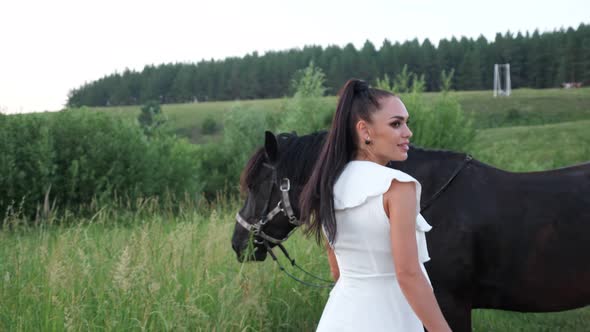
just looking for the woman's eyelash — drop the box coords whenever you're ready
[391,120,410,128]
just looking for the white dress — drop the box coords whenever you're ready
[316,160,433,332]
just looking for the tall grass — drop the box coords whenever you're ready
[2,196,588,331]
[0,196,329,331]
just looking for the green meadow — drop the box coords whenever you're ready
[90,87,590,142]
[1,87,589,331]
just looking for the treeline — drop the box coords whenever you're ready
[67,24,590,107]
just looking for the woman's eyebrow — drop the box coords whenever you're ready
[389,115,407,120]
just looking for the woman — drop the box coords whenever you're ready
[299,79,451,332]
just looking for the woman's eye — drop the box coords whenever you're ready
[390,122,401,128]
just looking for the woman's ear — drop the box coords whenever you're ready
[356,120,370,141]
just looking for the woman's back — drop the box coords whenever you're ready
[316,160,432,332]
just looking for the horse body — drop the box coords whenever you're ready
[390,152,590,329]
[232,131,590,331]
[483,166,590,312]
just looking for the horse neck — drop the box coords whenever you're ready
[389,148,468,201]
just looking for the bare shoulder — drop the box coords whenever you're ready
[383,180,417,218]
[384,179,416,201]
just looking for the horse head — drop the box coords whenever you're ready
[231,131,325,262]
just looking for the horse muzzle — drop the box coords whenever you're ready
[232,241,268,262]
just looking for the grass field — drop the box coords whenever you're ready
[472,119,590,171]
[2,203,589,331]
[88,87,590,143]
[2,88,589,331]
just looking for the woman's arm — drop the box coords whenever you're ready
[326,243,340,281]
[384,180,451,332]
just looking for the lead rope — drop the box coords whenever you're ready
[264,241,335,289]
[276,243,335,283]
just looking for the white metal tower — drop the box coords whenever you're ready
[493,63,511,97]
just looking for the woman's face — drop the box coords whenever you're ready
[357,96,413,165]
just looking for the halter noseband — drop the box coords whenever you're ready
[236,163,302,245]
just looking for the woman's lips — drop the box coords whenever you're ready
[398,143,409,151]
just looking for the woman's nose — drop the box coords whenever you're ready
[405,125,413,138]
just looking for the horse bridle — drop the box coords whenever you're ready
[235,162,335,288]
[235,162,302,245]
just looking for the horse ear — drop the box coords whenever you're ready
[264,131,279,163]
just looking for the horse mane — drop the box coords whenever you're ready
[408,145,469,161]
[239,131,327,194]
[276,131,327,186]
[239,147,267,194]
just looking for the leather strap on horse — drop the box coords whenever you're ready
[420,154,472,213]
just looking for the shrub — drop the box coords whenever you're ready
[190,103,271,197]
[0,114,54,217]
[408,94,476,151]
[138,100,167,135]
[201,116,219,135]
[279,62,333,135]
[1,110,200,220]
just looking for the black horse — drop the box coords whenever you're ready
[231,131,590,331]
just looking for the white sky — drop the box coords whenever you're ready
[1,0,588,114]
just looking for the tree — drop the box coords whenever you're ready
[359,40,379,81]
[457,49,482,90]
[138,100,166,136]
[279,62,331,135]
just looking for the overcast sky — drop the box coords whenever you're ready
[1,0,588,114]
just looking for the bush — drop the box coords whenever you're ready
[201,116,219,135]
[1,110,200,220]
[407,93,476,151]
[138,100,167,135]
[376,65,420,94]
[0,114,54,217]
[190,104,272,197]
[278,62,333,135]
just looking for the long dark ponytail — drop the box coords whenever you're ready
[299,79,395,245]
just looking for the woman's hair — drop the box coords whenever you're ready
[299,79,395,245]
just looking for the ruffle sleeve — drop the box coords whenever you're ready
[333,161,432,262]
[334,161,424,217]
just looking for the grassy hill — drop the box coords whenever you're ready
[86,87,590,143]
[472,119,590,171]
